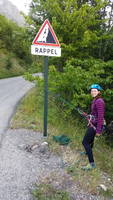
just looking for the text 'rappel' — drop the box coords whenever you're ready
[31,45,61,57]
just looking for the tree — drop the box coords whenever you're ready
[28,0,113,122]
[29,0,111,62]
[0,15,32,64]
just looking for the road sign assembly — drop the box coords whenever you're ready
[31,19,61,137]
[31,19,61,57]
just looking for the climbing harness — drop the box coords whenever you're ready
[75,107,96,130]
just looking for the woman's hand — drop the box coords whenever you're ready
[96,133,101,137]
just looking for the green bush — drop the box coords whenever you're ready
[48,58,113,122]
[24,72,35,81]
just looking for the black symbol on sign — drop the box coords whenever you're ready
[38,26,56,44]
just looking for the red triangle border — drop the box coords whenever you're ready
[32,19,60,47]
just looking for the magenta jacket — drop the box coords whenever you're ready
[91,97,105,134]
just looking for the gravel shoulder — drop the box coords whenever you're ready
[0,129,62,200]
[0,128,107,200]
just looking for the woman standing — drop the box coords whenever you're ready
[81,84,105,170]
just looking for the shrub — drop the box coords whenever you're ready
[48,58,113,122]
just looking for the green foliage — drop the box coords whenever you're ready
[24,72,35,81]
[27,60,43,73]
[99,188,113,199]
[23,72,43,83]
[0,15,32,64]
[0,14,43,78]
[32,184,70,200]
[0,50,25,78]
[48,58,113,122]
[23,56,113,122]
[27,0,113,122]
[29,0,111,63]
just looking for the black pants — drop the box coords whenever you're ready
[82,127,96,163]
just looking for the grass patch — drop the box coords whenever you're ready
[32,184,70,200]
[67,164,101,194]
[99,188,113,199]
[11,88,43,131]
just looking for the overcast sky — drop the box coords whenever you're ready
[9,0,32,14]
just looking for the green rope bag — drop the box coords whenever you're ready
[53,135,70,145]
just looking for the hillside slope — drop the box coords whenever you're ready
[0,0,25,26]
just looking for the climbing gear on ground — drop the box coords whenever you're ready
[89,84,103,91]
[53,134,70,145]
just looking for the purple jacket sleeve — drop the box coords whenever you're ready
[95,99,105,134]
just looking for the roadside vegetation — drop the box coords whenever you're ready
[0,15,42,78]
[11,77,113,199]
[32,184,70,200]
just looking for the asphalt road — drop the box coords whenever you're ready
[0,76,34,145]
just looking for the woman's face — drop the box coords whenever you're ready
[91,89,100,98]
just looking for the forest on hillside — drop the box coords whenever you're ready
[0,14,39,78]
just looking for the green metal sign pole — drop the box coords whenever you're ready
[43,56,49,137]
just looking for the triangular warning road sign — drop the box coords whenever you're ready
[32,19,60,47]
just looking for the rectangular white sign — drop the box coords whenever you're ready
[31,45,61,57]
